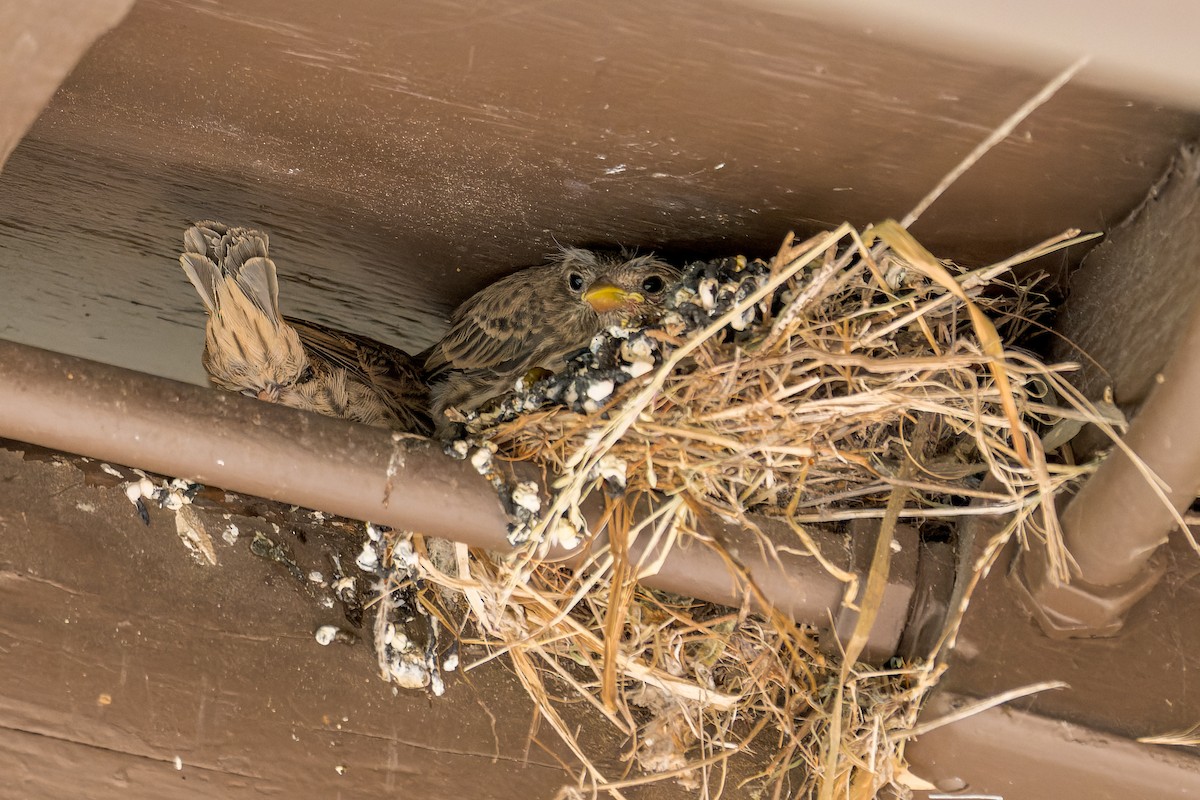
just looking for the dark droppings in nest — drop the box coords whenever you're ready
[452,255,770,428]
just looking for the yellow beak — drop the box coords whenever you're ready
[583,280,644,313]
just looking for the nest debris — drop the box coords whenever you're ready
[390,221,1111,798]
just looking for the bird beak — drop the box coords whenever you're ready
[251,384,279,402]
[583,280,644,313]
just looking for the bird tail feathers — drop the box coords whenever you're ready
[179,221,307,393]
[180,221,281,322]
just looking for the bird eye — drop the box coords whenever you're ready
[641,275,665,294]
[297,366,315,384]
[567,272,585,292]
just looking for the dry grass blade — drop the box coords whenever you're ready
[901,57,1089,229]
[867,220,1032,469]
[896,681,1069,740]
[1139,723,1200,747]
[819,416,932,800]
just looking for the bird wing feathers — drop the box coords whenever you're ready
[179,220,432,436]
[424,266,554,378]
[287,316,433,433]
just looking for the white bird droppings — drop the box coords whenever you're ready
[314,625,339,646]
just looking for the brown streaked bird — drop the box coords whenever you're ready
[179,221,433,436]
[422,247,680,425]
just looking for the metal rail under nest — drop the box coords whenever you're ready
[0,337,955,660]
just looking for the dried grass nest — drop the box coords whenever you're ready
[392,221,1112,798]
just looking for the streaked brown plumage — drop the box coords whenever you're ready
[423,247,679,425]
[179,221,433,436]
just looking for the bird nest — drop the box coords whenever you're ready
[409,221,1109,798]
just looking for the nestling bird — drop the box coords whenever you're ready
[422,247,680,425]
[179,221,433,436]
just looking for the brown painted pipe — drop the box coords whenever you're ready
[0,339,512,548]
[1061,300,1200,587]
[0,338,923,656]
[1014,300,1200,638]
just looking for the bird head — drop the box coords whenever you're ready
[557,248,679,320]
[241,365,314,402]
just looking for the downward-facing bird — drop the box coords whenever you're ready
[179,221,433,436]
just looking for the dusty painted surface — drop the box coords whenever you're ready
[3,1,1200,796]
[909,690,1200,798]
[915,528,1200,743]
[0,0,134,170]
[756,0,1200,108]
[0,137,447,385]
[1056,147,1200,410]
[2,0,1198,386]
[36,0,1198,268]
[0,443,665,798]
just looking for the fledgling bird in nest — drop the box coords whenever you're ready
[179,221,433,436]
[422,248,680,428]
